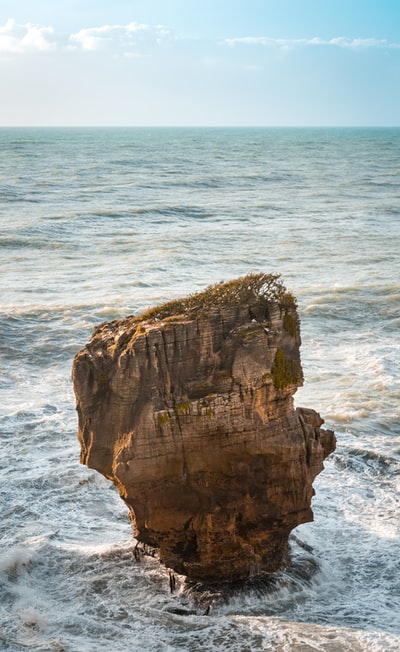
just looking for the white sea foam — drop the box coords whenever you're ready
[0,547,36,573]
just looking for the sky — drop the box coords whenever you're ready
[1,0,399,126]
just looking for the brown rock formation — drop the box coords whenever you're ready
[72,274,335,583]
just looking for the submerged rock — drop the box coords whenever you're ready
[72,274,335,583]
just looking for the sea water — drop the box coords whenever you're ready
[0,127,399,651]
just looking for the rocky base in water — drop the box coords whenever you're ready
[72,274,335,583]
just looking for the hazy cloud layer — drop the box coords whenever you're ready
[1,18,398,57]
[223,36,400,50]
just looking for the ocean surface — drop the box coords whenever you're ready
[0,126,399,651]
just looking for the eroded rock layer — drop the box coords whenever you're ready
[72,275,335,583]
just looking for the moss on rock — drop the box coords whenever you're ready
[272,348,302,390]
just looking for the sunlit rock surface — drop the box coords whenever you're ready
[72,274,335,583]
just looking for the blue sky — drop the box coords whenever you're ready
[1,0,399,126]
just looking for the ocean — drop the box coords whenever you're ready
[0,126,399,651]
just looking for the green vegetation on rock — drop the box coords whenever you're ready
[157,411,170,426]
[174,401,191,415]
[283,313,296,338]
[272,348,302,390]
[134,273,296,323]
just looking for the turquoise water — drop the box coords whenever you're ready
[0,127,399,651]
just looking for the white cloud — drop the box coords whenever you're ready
[0,18,171,57]
[69,22,169,53]
[69,25,114,52]
[0,18,55,54]
[1,17,398,60]
[223,35,400,50]
[126,22,150,34]
[224,36,308,48]
[327,37,399,49]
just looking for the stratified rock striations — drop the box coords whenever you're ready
[72,274,335,583]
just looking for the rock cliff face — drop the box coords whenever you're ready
[72,274,335,583]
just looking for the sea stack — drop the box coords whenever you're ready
[72,274,335,583]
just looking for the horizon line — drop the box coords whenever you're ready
[1,124,399,129]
